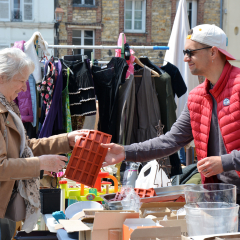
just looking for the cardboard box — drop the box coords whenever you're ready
[203,233,240,240]
[123,218,182,240]
[156,218,188,237]
[140,202,185,218]
[91,212,139,240]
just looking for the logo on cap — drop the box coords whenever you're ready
[223,98,230,106]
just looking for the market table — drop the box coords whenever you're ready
[188,232,240,240]
[40,214,58,233]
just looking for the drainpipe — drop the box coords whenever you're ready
[220,0,223,29]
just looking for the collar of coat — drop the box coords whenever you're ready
[203,61,233,99]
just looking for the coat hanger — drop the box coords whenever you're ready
[134,57,160,77]
[63,54,82,61]
[139,56,165,74]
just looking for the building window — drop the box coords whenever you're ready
[72,0,95,6]
[124,0,146,33]
[0,0,10,21]
[72,30,94,59]
[176,0,197,29]
[0,0,33,22]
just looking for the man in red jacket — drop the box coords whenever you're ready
[102,24,240,189]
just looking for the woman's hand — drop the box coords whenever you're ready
[101,143,125,167]
[67,130,88,148]
[39,155,68,172]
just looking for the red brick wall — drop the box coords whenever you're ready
[65,0,102,57]
[197,0,206,25]
[67,0,73,55]
[119,0,152,45]
[95,0,102,59]
[170,0,206,29]
[119,0,124,33]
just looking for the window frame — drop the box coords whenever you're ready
[72,0,95,6]
[72,29,95,58]
[0,0,11,21]
[124,0,146,33]
[22,0,33,22]
[176,0,197,29]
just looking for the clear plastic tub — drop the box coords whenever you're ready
[184,183,236,204]
[185,202,239,236]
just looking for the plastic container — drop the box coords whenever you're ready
[40,189,61,214]
[14,231,57,240]
[65,201,103,219]
[184,183,236,204]
[185,202,239,236]
[65,130,112,187]
[134,188,156,198]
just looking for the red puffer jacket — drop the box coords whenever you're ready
[188,61,240,184]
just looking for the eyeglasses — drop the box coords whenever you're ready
[183,47,212,58]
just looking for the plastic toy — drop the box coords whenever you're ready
[59,171,118,204]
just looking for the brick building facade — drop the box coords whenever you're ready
[57,0,221,65]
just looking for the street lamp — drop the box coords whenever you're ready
[55,7,64,22]
[54,7,64,57]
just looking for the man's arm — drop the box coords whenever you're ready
[102,104,194,166]
[124,103,194,162]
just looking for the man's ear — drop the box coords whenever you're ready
[211,46,219,60]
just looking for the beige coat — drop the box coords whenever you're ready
[0,102,71,218]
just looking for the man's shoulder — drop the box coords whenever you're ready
[230,65,240,79]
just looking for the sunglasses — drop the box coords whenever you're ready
[183,47,212,58]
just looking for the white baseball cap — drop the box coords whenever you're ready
[187,24,236,60]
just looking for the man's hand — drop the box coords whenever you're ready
[197,156,223,177]
[101,143,125,167]
[67,130,88,147]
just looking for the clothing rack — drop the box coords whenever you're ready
[48,45,169,50]
[49,32,168,59]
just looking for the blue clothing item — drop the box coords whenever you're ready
[28,74,37,127]
[179,147,186,165]
[39,60,63,138]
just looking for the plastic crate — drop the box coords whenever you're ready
[134,188,157,198]
[14,231,57,240]
[65,130,112,187]
[40,189,61,214]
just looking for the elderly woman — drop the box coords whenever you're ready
[0,48,84,239]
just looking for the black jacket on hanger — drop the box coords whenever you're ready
[161,62,187,98]
[139,57,165,74]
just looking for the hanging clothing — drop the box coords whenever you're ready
[62,68,72,134]
[71,116,85,131]
[161,62,187,98]
[38,60,63,138]
[15,81,34,123]
[116,74,135,145]
[154,72,177,134]
[37,62,56,115]
[131,66,161,143]
[60,59,96,117]
[154,71,182,177]
[28,74,37,128]
[92,57,128,142]
[24,32,50,84]
[115,33,135,79]
[12,40,34,123]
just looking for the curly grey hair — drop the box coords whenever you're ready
[0,48,35,81]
